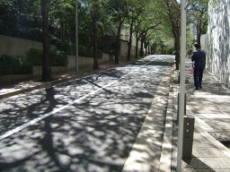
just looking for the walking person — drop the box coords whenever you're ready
[192,42,206,90]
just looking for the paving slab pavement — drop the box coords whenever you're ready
[171,58,230,172]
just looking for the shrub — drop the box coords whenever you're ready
[26,48,43,65]
[51,49,68,66]
[79,44,93,57]
[17,56,33,74]
[26,48,68,66]
[0,54,15,74]
[52,38,70,53]
[0,54,32,75]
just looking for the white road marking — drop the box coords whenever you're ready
[0,56,174,141]
[0,81,115,141]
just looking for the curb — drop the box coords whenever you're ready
[122,67,175,172]
[159,85,175,172]
[0,74,78,99]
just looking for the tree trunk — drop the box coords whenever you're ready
[197,34,201,45]
[174,34,180,70]
[93,16,98,70]
[152,42,156,54]
[197,27,201,46]
[135,36,139,59]
[114,21,122,64]
[196,17,202,46]
[140,36,144,57]
[41,0,51,81]
[172,21,180,70]
[127,37,132,61]
[127,19,134,61]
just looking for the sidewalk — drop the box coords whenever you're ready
[171,59,230,172]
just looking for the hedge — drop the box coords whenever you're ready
[0,54,32,75]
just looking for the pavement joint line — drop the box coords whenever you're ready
[190,94,230,98]
[188,113,230,119]
[186,108,215,132]
[186,107,230,159]
[0,57,168,141]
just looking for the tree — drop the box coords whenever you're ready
[79,0,108,69]
[126,0,144,60]
[90,0,101,69]
[187,0,208,45]
[41,0,51,81]
[0,0,42,40]
[92,1,99,69]
[129,0,161,58]
[107,0,129,64]
[49,0,76,53]
[156,0,181,70]
[150,29,174,54]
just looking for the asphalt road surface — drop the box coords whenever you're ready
[0,55,174,172]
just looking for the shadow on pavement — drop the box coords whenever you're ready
[183,155,216,172]
[0,63,170,172]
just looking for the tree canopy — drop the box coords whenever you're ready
[0,0,207,76]
[187,0,209,45]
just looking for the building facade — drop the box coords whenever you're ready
[205,0,230,87]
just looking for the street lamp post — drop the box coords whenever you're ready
[177,0,187,171]
[75,0,79,73]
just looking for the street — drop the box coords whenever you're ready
[0,55,174,172]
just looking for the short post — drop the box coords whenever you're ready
[182,116,195,161]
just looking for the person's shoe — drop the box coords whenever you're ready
[195,87,199,90]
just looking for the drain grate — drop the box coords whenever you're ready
[210,132,230,149]
[210,132,230,142]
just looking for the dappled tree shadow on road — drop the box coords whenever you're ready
[0,62,173,172]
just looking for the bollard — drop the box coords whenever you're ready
[182,116,195,161]
[177,92,187,122]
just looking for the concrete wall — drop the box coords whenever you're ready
[0,35,134,84]
[0,53,114,84]
[206,0,230,87]
[32,53,114,76]
[0,35,43,56]
[120,40,128,60]
[120,40,139,60]
[76,53,114,71]
[0,34,134,64]
[0,35,114,70]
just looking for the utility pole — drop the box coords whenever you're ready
[75,0,79,73]
[177,0,186,171]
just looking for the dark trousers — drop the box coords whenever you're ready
[193,67,204,88]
